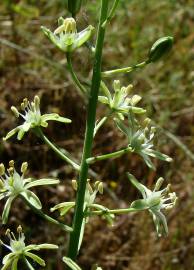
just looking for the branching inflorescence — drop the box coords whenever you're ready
[1,1,177,270]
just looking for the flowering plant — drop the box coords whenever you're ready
[1,1,177,269]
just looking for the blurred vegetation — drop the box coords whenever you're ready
[0,0,194,269]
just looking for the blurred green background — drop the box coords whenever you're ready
[0,0,194,269]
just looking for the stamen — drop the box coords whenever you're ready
[72,179,78,191]
[34,96,40,111]
[11,106,19,118]
[0,163,5,175]
[5,229,11,238]
[154,177,164,191]
[98,182,104,194]
[21,162,28,174]
[113,80,121,92]
[9,160,15,168]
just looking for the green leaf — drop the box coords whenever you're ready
[21,190,42,209]
[2,196,15,224]
[63,257,82,270]
[25,178,60,189]
[25,252,45,266]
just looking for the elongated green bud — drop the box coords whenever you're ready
[148,36,173,62]
[68,0,82,17]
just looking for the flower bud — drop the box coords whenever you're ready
[148,36,173,63]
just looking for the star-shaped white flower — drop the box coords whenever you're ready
[0,161,59,224]
[3,95,71,141]
[99,80,145,120]
[41,17,94,53]
[128,173,177,237]
[116,114,172,169]
[0,226,58,270]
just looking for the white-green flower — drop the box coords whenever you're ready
[51,179,103,216]
[0,161,59,224]
[41,17,94,52]
[98,80,146,120]
[128,173,177,237]
[51,180,113,250]
[0,226,58,270]
[3,95,71,141]
[116,113,172,169]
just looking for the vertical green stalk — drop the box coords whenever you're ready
[67,0,109,261]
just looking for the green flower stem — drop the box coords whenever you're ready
[102,0,120,27]
[36,128,98,178]
[37,128,80,171]
[87,146,132,164]
[20,195,72,232]
[101,60,148,77]
[67,0,109,261]
[66,53,88,95]
[91,207,137,215]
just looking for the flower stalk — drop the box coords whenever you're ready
[67,0,109,261]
